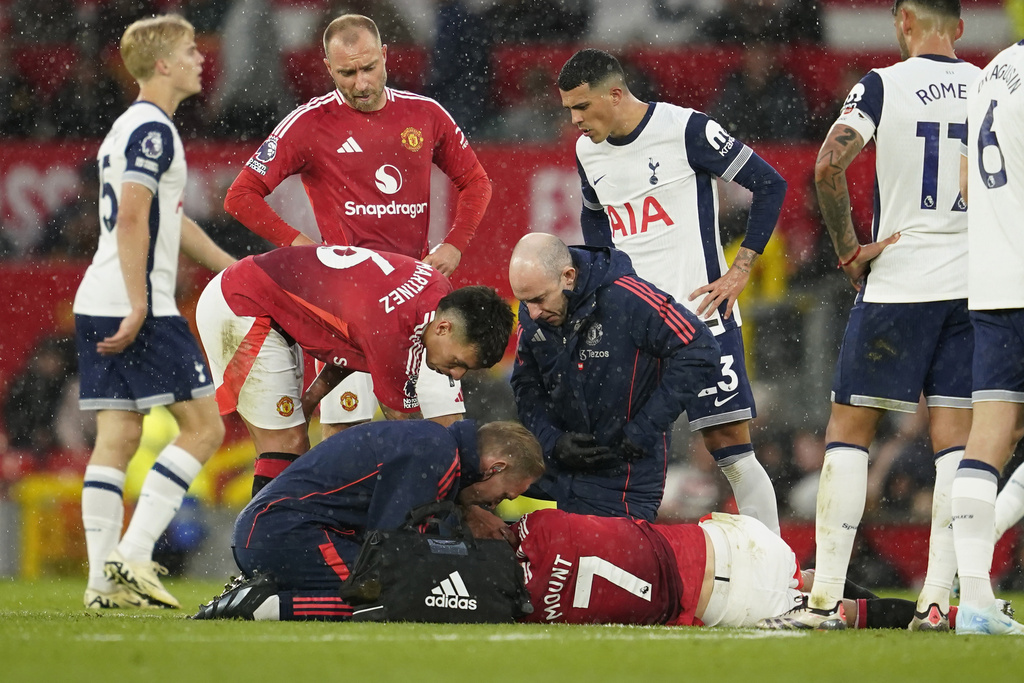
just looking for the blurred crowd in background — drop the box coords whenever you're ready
[0,0,876,145]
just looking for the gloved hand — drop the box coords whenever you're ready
[552,432,618,472]
[618,436,646,462]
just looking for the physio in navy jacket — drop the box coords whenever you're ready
[222,419,544,620]
[509,233,719,521]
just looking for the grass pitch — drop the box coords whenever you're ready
[2,578,1022,683]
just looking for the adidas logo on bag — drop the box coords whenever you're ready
[424,571,478,610]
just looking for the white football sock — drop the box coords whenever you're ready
[82,465,126,592]
[917,448,962,611]
[995,462,1024,541]
[119,445,203,563]
[808,444,868,610]
[719,450,781,535]
[952,463,999,609]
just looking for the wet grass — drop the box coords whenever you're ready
[1,578,1022,683]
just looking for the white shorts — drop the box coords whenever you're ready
[195,271,306,431]
[698,513,803,628]
[318,351,465,424]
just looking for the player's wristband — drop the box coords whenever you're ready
[837,245,862,268]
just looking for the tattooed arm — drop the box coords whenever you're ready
[814,124,899,290]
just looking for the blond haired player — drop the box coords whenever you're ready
[73,15,234,610]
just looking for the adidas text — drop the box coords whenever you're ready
[424,595,478,610]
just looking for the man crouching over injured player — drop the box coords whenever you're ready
[515,509,961,631]
[192,419,543,620]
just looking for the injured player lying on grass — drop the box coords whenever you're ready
[514,509,965,631]
[192,508,989,630]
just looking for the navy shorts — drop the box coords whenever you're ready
[832,298,973,412]
[75,314,215,412]
[685,326,756,430]
[971,309,1024,403]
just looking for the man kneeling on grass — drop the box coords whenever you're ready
[192,419,543,620]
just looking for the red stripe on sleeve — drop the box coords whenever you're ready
[621,277,698,337]
[437,452,461,499]
[620,276,697,337]
[613,277,695,343]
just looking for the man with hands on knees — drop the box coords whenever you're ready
[509,233,719,521]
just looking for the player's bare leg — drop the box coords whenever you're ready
[242,418,309,496]
[702,420,780,535]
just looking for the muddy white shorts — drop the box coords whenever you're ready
[196,271,306,430]
[698,513,803,627]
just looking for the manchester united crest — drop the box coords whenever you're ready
[340,391,359,412]
[276,396,295,417]
[401,127,424,152]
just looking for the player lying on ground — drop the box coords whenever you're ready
[514,508,963,630]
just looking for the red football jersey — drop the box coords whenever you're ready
[240,88,480,258]
[513,509,707,626]
[220,245,451,413]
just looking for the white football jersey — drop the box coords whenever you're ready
[575,102,749,335]
[965,41,1024,310]
[834,55,980,303]
[74,101,187,318]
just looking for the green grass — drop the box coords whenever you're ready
[2,578,1023,683]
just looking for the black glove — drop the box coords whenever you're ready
[552,432,618,472]
[618,436,645,463]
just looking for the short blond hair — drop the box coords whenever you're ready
[322,14,380,56]
[477,421,545,479]
[120,14,194,82]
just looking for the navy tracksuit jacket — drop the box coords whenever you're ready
[232,420,482,589]
[511,246,719,521]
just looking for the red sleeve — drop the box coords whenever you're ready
[430,102,490,253]
[223,170,302,248]
[444,161,491,252]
